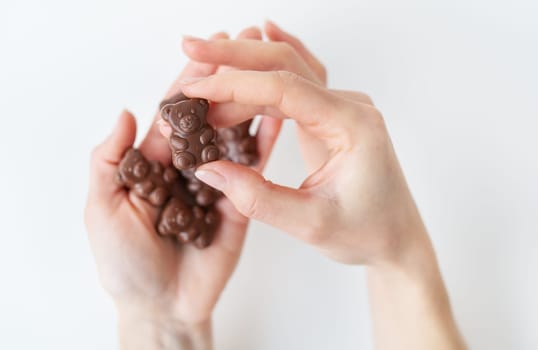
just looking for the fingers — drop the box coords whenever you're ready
[215,26,262,74]
[194,160,329,240]
[180,70,356,146]
[182,36,319,83]
[253,117,283,172]
[236,26,262,41]
[204,103,278,128]
[138,31,229,164]
[156,112,282,172]
[264,20,327,85]
[178,32,230,78]
[169,31,231,96]
[89,110,137,200]
[332,89,374,106]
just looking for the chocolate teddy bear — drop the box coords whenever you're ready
[160,92,223,206]
[160,93,220,170]
[217,119,259,166]
[113,92,263,250]
[158,197,219,249]
[116,148,219,248]
[116,148,179,206]
[181,169,222,207]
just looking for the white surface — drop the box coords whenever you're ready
[2,0,538,349]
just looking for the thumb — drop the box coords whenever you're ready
[89,110,137,199]
[94,109,137,164]
[195,160,328,241]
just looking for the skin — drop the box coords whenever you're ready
[86,21,467,349]
[85,27,282,350]
[182,72,466,349]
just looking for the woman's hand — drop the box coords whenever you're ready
[178,70,418,265]
[160,22,425,267]
[180,69,466,349]
[178,20,372,174]
[84,28,282,350]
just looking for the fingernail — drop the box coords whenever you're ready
[179,76,205,85]
[183,35,204,42]
[195,169,226,191]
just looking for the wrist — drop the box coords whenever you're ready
[367,219,445,293]
[117,304,212,350]
[366,226,467,350]
[369,196,434,271]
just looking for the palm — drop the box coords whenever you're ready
[88,186,248,323]
[86,27,280,324]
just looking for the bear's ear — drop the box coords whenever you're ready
[161,105,172,121]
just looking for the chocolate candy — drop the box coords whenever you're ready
[181,169,222,206]
[160,94,220,170]
[159,91,188,110]
[116,148,219,248]
[218,119,258,166]
[113,93,264,249]
[116,148,179,206]
[158,197,219,248]
[159,92,222,206]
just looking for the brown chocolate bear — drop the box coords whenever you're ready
[160,94,220,170]
[181,169,222,207]
[116,148,179,206]
[218,119,259,166]
[116,147,219,249]
[157,197,219,248]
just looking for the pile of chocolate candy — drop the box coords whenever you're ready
[116,92,258,248]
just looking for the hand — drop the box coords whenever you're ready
[177,69,419,265]
[179,70,466,350]
[179,20,367,174]
[161,23,416,266]
[84,28,282,349]
[174,23,466,349]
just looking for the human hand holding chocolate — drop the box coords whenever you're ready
[85,21,465,350]
[85,28,272,350]
[84,23,327,350]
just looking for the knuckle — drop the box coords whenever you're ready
[366,106,387,131]
[240,193,260,219]
[238,179,272,219]
[271,70,302,106]
[332,102,380,148]
[346,91,374,106]
[275,70,301,86]
[347,91,375,105]
[362,93,374,106]
[348,101,385,127]
[358,106,390,148]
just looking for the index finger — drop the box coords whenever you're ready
[180,70,355,143]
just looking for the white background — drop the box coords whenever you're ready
[2,0,538,349]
